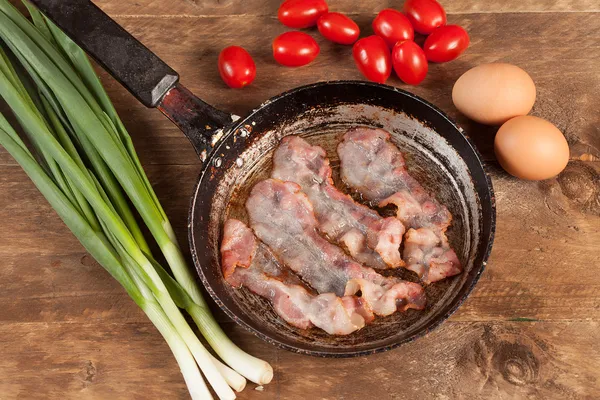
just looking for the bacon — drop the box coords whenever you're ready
[271,136,405,270]
[221,219,372,335]
[221,217,257,280]
[338,127,462,283]
[403,228,462,284]
[245,179,426,316]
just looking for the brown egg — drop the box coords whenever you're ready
[494,116,569,180]
[452,63,536,125]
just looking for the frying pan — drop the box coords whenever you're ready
[32,0,495,357]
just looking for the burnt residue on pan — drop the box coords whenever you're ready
[189,82,495,357]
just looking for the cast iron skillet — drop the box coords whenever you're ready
[33,0,495,357]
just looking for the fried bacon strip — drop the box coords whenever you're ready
[245,179,426,316]
[338,127,462,283]
[271,135,404,269]
[221,219,372,335]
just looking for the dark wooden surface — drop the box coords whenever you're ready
[1,0,599,399]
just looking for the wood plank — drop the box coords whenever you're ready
[2,163,599,323]
[2,250,599,325]
[0,320,598,399]
[94,0,600,17]
[2,13,598,166]
[110,12,597,163]
[0,165,198,255]
[0,320,277,399]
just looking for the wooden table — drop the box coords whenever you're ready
[1,0,599,398]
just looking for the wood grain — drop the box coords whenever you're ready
[2,12,599,166]
[95,0,600,17]
[2,164,599,323]
[1,321,598,399]
[1,0,600,399]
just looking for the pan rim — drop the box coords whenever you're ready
[188,80,496,357]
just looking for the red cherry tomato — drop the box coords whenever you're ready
[317,12,360,45]
[403,0,447,35]
[391,40,428,85]
[273,31,320,67]
[352,35,392,83]
[423,25,470,62]
[218,46,256,88]
[372,9,414,48]
[278,0,329,29]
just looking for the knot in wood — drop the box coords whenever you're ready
[492,342,540,386]
[557,163,597,203]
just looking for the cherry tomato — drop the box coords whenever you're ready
[352,35,392,83]
[403,0,447,35]
[391,40,428,85]
[218,46,256,88]
[278,0,329,29]
[317,12,360,45]
[423,25,470,62]
[273,31,320,67]
[372,9,414,48]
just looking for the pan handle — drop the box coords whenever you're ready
[29,0,233,157]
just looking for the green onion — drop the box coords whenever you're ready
[0,1,272,398]
[0,114,213,400]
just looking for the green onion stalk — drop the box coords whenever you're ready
[0,1,272,398]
